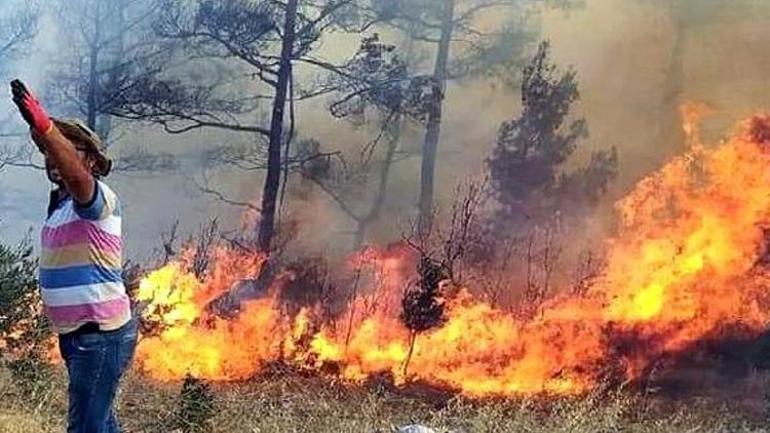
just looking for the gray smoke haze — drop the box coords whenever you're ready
[543,0,770,184]
[2,0,770,263]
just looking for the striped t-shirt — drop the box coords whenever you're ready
[40,181,131,334]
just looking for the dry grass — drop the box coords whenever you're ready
[0,362,768,433]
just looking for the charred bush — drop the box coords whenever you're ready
[400,257,448,334]
[400,257,448,376]
[191,219,219,279]
[750,115,770,146]
[279,256,343,320]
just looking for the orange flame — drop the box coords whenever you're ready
[134,111,770,396]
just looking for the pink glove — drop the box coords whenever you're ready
[10,79,53,135]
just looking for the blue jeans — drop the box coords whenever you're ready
[58,318,138,433]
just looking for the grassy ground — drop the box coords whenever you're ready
[1,362,768,433]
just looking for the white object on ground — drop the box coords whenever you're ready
[396,425,439,433]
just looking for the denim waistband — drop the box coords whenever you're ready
[71,322,101,335]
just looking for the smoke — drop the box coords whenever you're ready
[3,0,770,266]
[542,0,770,187]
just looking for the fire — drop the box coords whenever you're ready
[134,111,770,396]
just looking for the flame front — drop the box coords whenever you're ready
[135,113,770,396]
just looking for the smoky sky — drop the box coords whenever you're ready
[1,0,769,262]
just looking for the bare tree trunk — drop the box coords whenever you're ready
[344,267,362,353]
[258,0,298,253]
[86,0,102,132]
[403,330,417,378]
[354,116,402,247]
[99,0,128,142]
[418,0,455,235]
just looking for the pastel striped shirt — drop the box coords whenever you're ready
[40,181,131,334]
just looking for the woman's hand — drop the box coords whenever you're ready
[10,79,53,135]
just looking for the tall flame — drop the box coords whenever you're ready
[135,112,770,396]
